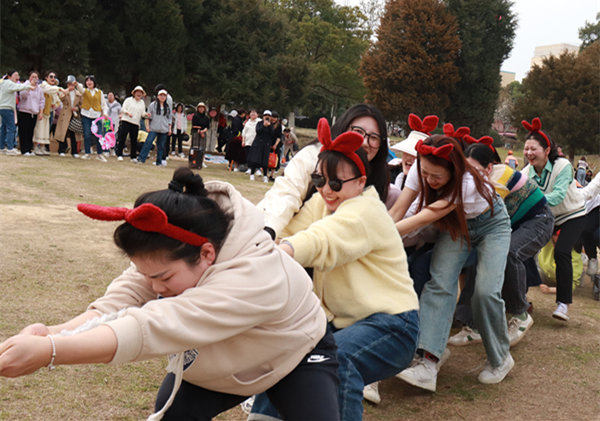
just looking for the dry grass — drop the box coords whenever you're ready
[0,152,599,421]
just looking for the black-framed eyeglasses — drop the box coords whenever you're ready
[350,126,382,148]
[311,173,362,192]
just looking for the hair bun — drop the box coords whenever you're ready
[172,167,208,197]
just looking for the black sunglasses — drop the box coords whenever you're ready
[311,173,362,192]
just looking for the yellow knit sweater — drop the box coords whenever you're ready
[283,186,419,328]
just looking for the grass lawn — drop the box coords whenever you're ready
[0,148,599,420]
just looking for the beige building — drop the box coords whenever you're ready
[500,71,516,87]
[530,43,579,68]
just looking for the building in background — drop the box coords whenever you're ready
[500,71,516,87]
[530,43,578,68]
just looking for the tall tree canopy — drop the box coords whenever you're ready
[512,43,600,159]
[1,0,368,113]
[276,0,371,116]
[579,12,600,50]
[444,0,516,135]
[360,0,461,124]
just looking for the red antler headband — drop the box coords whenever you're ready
[77,203,209,247]
[408,113,439,134]
[318,118,366,176]
[521,117,550,148]
[443,123,470,141]
[415,139,454,161]
[464,135,495,152]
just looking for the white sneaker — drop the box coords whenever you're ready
[263,176,269,183]
[478,353,514,384]
[245,169,252,174]
[96,154,107,162]
[250,174,255,181]
[179,153,185,159]
[256,169,262,176]
[161,160,167,166]
[24,151,33,156]
[110,149,116,156]
[552,302,569,321]
[59,153,66,157]
[73,154,80,158]
[448,326,482,346]
[587,258,598,276]
[5,149,20,156]
[102,151,109,157]
[42,148,50,155]
[507,313,533,346]
[240,396,255,415]
[131,158,138,163]
[233,167,239,172]
[171,151,176,156]
[396,356,439,392]
[117,156,123,161]
[363,382,381,405]
[80,154,90,160]
[34,146,44,156]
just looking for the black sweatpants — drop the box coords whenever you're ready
[155,328,340,421]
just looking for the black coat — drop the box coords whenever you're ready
[246,121,273,167]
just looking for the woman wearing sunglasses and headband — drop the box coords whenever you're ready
[256,103,393,240]
[0,167,339,421]
[249,119,419,421]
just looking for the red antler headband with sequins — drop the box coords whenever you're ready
[77,203,209,247]
[318,118,366,176]
[415,139,454,161]
[408,113,439,134]
[443,123,470,141]
[464,135,495,152]
[521,117,550,148]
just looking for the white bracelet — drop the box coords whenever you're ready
[47,335,56,371]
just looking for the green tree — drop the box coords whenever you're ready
[1,0,94,77]
[277,0,371,116]
[579,12,600,50]
[91,0,186,95]
[512,43,600,160]
[186,0,307,113]
[444,0,516,135]
[360,0,461,123]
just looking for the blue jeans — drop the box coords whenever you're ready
[419,199,511,367]
[456,204,554,321]
[250,311,419,421]
[139,132,168,164]
[408,245,478,297]
[0,109,16,150]
[82,116,102,155]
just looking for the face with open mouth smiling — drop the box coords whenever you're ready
[314,158,366,213]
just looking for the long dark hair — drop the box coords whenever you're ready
[331,104,389,202]
[417,135,495,244]
[114,168,231,264]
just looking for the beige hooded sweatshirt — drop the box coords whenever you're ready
[87,181,326,419]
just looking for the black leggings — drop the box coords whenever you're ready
[554,216,586,304]
[581,207,599,259]
[58,130,78,155]
[115,121,139,159]
[155,329,340,421]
